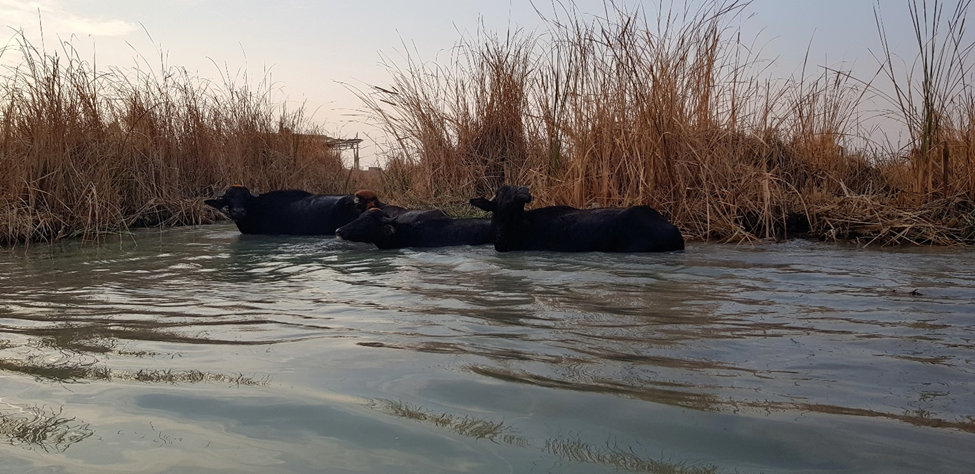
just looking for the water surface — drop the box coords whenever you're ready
[1,224,973,473]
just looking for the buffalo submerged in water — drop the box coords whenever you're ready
[335,208,491,249]
[206,184,683,252]
[470,185,685,252]
[205,185,364,235]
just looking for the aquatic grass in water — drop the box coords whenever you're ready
[0,404,93,453]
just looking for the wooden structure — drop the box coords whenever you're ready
[324,135,364,169]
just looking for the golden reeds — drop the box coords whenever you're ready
[3,2,973,246]
[361,0,975,245]
[0,32,349,246]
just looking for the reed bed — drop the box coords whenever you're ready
[3,1,973,246]
[0,32,352,246]
[361,0,975,245]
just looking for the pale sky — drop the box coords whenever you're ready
[1,1,930,167]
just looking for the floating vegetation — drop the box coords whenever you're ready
[369,398,527,446]
[546,436,717,474]
[128,369,271,387]
[0,357,269,387]
[470,365,975,435]
[370,398,716,473]
[0,357,108,383]
[0,404,93,453]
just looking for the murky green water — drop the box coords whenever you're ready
[1,223,973,473]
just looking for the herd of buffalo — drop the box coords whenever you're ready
[204,185,685,252]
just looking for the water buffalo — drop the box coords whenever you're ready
[204,185,362,235]
[353,189,409,217]
[335,208,491,249]
[469,185,685,252]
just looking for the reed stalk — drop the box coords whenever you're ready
[876,0,975,200]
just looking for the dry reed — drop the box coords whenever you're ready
[0,32,353,246]
[360,0,975,245]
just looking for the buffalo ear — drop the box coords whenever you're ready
[204,199,225,209]
[470,198,495,212]
[382,224,396,236]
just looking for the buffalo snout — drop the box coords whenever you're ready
[228,207,248,219]
[496,185,533,206]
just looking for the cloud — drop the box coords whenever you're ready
[60,17,138,37]
[0,0,138,38]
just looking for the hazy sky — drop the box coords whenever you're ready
[1,1,929,166]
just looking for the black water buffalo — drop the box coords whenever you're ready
[204,185,362,235]
[353,189,409,217]
[335,208,491,249]
[470,185,685,252]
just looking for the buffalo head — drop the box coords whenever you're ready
[470,185,532,215]
[204,185,258,220]
[353,189,387,214]
[335,208,395,242]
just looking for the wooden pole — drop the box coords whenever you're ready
[353,133,360,170]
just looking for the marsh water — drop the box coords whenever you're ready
[0,223,973,473]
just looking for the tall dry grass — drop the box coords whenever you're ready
[0,32,349,246]
[361,0,975,245]
[877,0,975,198]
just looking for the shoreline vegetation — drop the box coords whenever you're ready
[0,32,366,246]
[3,0,975,247]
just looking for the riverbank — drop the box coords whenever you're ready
[359,1,975,245]
[0,32,363,246]
[2,1,974,247]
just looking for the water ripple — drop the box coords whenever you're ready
[2,226,975,472]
